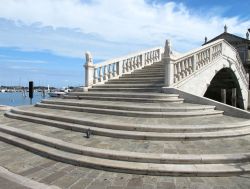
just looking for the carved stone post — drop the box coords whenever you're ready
[163,40,174,87]
[84,51,95,89]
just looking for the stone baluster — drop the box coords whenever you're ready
[185,60,189,76]
[116,61,123,75]
[189,58,193,74]
[152,51,156,62]
[99,66,103,82]
[141,54,145,67]
[133,57,136,70]
[84,51,95,88]
[126,59,129,72]
[181,61,185,78]
[201,52,204,67]
[113,63,117,77]
[144,53,148,65]
[104,65,108,80]
[174,64,178,83]
[151,51,154,62]
[122,60,126,73]
[192,55,196,72]
[94,68,98,84]
[108,64,112,79]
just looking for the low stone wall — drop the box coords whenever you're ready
[162,87,250,119]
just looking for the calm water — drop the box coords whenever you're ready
[0,92,49,106]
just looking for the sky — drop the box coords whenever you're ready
[0,0,249,87]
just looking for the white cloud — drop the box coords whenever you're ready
[0,0,249,59]
[1,59,47,64]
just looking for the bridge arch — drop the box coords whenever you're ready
[204,67,244,109]
[175,56,249,110]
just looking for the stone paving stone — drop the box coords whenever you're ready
[40,171,68,184]
[143,184,156,189]
[18,160,56,176]
[157,182,176,189]
[51,175,80,189]
[0,176,30,189]
[69,167,92,178]
[126,176,144,189]
[106,186,125,189]
[86,180,111,189]
[69,178,94,189]
[26,169,51,181]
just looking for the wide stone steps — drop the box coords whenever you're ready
[133,69,164,73]
[67,92,175,99]
[40,99,215,112]
[92,83,164,88]
[35,103,222,118]
[110,76,164,81]
[1,123,250,176]
[120,74,165,78]
[6,107,249,133]
[106,79,164,84]
[64,92,183,103]
[88,87,162,92]
[5,109,250,140]
[64,95,183,102]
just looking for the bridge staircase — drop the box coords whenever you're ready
[1,39,250,176]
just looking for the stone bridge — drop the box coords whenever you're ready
[85,38,249,110]
[2,38,250,177]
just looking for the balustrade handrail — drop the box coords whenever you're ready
[94,47,163,68]
[170,39,249,88]
[171,39,224,62]
[85,46,163,87]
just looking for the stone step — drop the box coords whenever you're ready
[133,69,164,73]
[64,95,184,103]
[67,92,179,99]
[130,72,165,75]
[1,125,250,165]
[106,80,164,84]
[7,106,247,133]
[40,99,215,112]
[117,76,164,80]
[88,87,162,92]
[35,103,222,118]
[121,74,165,78]
[106,78,164,84]
[92,83,164,88]
[6,109,250,140]
[1,129,250,176]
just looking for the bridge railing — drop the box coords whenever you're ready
[171,40,222,85]
[223,41,249,87]
[84,47,163,87]
[168,39,249,87]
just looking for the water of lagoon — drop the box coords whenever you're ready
[0,92,49,107]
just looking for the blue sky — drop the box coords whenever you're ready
[0,0,249,87]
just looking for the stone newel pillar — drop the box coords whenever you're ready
[163,40,174,86]
[84,51,95,88]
